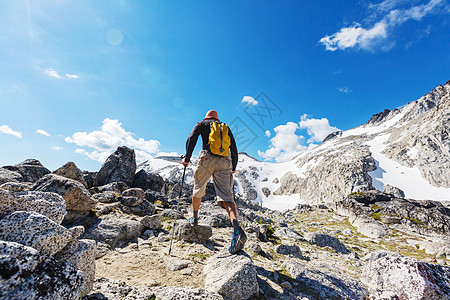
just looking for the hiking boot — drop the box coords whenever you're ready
[228,228,247,254]
[188,217,198,227]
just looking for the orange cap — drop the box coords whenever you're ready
[204,110,219,121]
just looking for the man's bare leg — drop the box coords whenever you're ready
[222,201,237,222]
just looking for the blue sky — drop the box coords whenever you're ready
[0,0,449,171]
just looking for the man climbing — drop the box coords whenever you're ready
[182,110,247,254]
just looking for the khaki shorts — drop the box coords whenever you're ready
[193,150,234,206]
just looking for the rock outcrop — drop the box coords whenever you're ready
[0,241,84,300]
[53,161,88,187]
[0,211,73,256]
[282,259,368,299]
[3,159,50,183]
[94,146,136,187]
[0,167,23,184]
[361,251,450,299]
[82,214,144,248]
[204,249,259,300]
[0,189,66,224]
[174,220,213,242]
[32,174,96,212]
[133,169,165,192]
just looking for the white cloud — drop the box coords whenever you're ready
[66,118,161,163]
[0,125,22,138]
[338,87,352,94]
[258,115,340,162]
[65,74,80,79]
[52,146,63,151]
[36,129,51,136]
[320,0,446,52]
[299,114,340,143]
[320,21,388,51]
[258,122,307,162]
[265,130,271,137]
[43,68,79,79]
[44,68,62,79]
[241,96,258,106]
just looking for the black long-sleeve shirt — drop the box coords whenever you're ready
[185,120,238,171]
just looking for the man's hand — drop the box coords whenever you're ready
[182,157,189,167]
[232,170,236,174]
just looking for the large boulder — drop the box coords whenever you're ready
[32,174,97,212]
[0,181,33,192]
[361,251,450,299]
[0,167,22,184]
[83,171,97,189]
[174,220,212,242]
[3,158,50,183]
[86,277,223,300]
[0,211,73,256]
[0,189,66,224]
[305,232,348,254]
[140,214,162,230]
[204,248,259,300]
[82,215,144,248]
[94,146,136,187]
[282,259,368,299]
[53,161,88,187]
[0,241,84,300]
[55,239,96,297]
[133,169,165,192]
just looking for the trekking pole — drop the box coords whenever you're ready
[168,156,187,256]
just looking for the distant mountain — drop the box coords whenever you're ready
[139,80,450,210]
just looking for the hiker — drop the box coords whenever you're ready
[182,110,247,254]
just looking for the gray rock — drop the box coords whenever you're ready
[91,181,130,194]
[32,174,97,212]
[361,250,450,299]
[282,259,368,300]
[94,146,136,187]
[55,239,96,297]
[0,211,73,255]
[167,259,190,271]
[122,187,145,199]
[120,199,155,216]
[141,214,162,229]
[82,215,145,248]
[0,181,33,192]
[383,184,405,198]
[0,167,23,184]
[272,177,279,184]
[199,213,231,228]
[133,169,165,192]
[86,277,223,300]
[53,161,88,187]
[161,208,184,219]
[247,242,263,255]
[0,189,66,224]
[174,220,212,242]
[92,191,120,203]
[261,187,271,197]
[275,227,303,240]
[0,241,84,300]
[305,232,348,254]
[3,158,50,183]
[275,244,303,258]
[83,171,97,189]
[120,196,143,207]
[204,248,259,300]
[69,225,86,239]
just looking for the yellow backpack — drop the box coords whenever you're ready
[208,121,231,157]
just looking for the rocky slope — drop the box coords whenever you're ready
[1,143,450,299]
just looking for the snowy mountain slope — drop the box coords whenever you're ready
[139,80,450,210]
